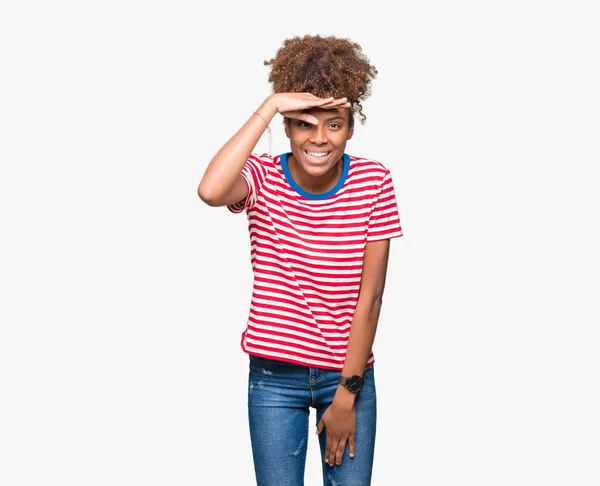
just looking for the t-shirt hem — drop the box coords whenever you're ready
[366,231,404,242]
[241,333,375,371]
[226,172,252,214]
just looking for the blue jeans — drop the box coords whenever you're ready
[247,355,377,485]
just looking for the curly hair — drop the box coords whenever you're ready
[264,35,378,126]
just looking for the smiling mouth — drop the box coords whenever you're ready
[304,150,332,162]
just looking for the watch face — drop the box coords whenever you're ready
[346,375,363,393]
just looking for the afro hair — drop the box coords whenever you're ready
[264,34,378,125]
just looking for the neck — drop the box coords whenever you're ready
[288,154,343,194]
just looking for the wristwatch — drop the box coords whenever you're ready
[338,374,364,393]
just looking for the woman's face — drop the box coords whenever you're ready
[284,106,354,178]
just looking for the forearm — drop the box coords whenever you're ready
[334,296,383,405]
[198,96,277,202]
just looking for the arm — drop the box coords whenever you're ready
[197,96,278,207]
[317,238,391,466]
[335,238,391,405]
[197,93,349,207]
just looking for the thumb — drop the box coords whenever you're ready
[316,418,325,435]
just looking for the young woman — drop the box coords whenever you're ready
[198,34,403,485]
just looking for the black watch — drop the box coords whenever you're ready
[338,374,364,393]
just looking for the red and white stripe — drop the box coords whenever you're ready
[228,153,403,370]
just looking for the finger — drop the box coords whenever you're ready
[324,434,333,465]
[319,100,352,110]
[320,102,351,111]
[330,96,349,103]
[305,93,332,101]
[349,433,356,458]
[330,97,349,105]
[286,111,319,125]
[328,439,339,466]
[335,438,347,465]
[314,96,335,106]
[320,97,348,107]
[302,113,320,125]
[316,418,324,435]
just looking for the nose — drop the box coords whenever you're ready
[310,125,328,145]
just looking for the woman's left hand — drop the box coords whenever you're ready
[316,401,356,466]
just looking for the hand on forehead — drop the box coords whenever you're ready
[301,106,350,124]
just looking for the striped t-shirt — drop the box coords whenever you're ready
[227,152,403,370]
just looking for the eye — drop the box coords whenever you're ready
[330,123,341,129]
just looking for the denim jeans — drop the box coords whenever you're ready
[247,355,377,485]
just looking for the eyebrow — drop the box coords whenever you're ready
[300,116,344,124]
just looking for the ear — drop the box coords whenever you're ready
[347,124,354,141]
[284,118,291,139]
[346,110,354,140]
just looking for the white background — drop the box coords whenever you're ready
[1,1,599,485]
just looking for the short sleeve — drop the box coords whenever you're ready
[366,170,404,242]
[227,153,271,214]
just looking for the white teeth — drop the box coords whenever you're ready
[305,151,330,158]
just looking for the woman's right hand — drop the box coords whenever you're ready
[270,93,351,125]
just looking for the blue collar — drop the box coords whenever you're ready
[280,152,350,200]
